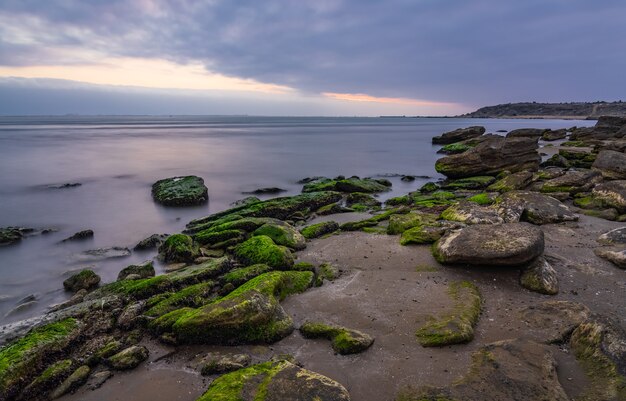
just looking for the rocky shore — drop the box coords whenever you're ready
[1,117,626,401]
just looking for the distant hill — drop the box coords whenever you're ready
[461,101,626,119]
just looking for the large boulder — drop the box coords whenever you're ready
[497,191,578,224]
[432,126,485,144]
[152,176,208,206]
[506,128,545,139]
[592,150,626,180]
[435,136,540,178]
[592,180,626,213]
[158,234,199,263]
[197,360,350,401]
[433,223,544,266]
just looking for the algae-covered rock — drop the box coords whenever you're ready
[345,192,381,207]
[570,318,626,400]
[440,176,496,190]
[300,322,374,354]
[49,365,90,399]
[133,233,168,250]
[158,234,199,263]
[400,225,447,245]
[440,201,503,225]
[199,353,251,375]
[519,257,559,295]
[302,177,390,193]
[433,223,544,266]
[117,260,155,281]
[0,318,82,400]
[540,169,601,194]
[63,269,101,292]
[21,359,74,399]
[300,221,339,239]
[415,281,482,347]
[107,345,149,370]
[171,271,313,344]
[497,191,578,225]
[487,171,534,192]
[252,221,306,250]
[0,227,25,246]
[387,212,438,235]
[432,126,485,145]
[144,281,216,318]
[152,176,208,206]
[234,235,294,269]
[592,180,626,213]
[197,360,351,401]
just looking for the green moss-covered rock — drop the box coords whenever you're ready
[197,360,351,401]
[440,176,496,190]
[420,182,440,193]
[415,281,482,347]
[466,193,495,205]
[152,176,208,206]
[22,359,74,399]
[438,142,474,154]
[341,207,409,231]
[171,271,314,344]
[107,345,149,370]
[195,229,244,247]
[487,171,533,192]
[0,318,81,400]
[158,234,199,263]
[118,260,155,281]
[300,322,374,355]
[0,227,25,246]
[220,264,274,287]
[63,269,101,292]
[300,221,339,239]
[48,365,90,399]
[144,281,217,318]
[400,225,445,245]
[440,201,503,225]
[412,191,457,208]
[253,222,306,250]
[346,192,381,207]
[234,235,294,269]
[303,177,390,193]
[387,212,438,235]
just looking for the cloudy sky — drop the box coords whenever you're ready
[0,0,624,116]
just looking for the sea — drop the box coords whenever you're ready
[0,115,594,324]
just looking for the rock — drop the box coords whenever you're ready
[197,360,351,401]
[151,176,208,206]
[558,148,597,169]
[387,211,439,234]
[570,116,626,141]
[440,176,496,190]
[252,221,306,250]
[540,169,602,194]
[300,322,374,354]
[158,234,199,263]
[570,317,626,400]
[234,235,294,269]
[542,129,567,141]
[401,175,415,182]
[506,128,545,138]
[78,247,131,261]
[63,269,101,292]
[46,182,82,189]
[345,192,381,207]
[541,153,570,168]
[0,227,27,246]
[519,301,590,343]
[117,301,147,329]
[61,229,94,242]
[48,289,88,312]
[594,248,626,269]
[519,257,558,295]
[400,339,569,401]
[433,223,544,266]
[133,234,168,250]
[593,150,626,180]
[432,126,485,144]
[0,318,82,400]
[302,177,390,193]
[592,180,626,213]
[487,171,534,192]
[230,196,261,207]
[440,201,503,225]
[167,271,313,344]
[497,191,578,224]
[435,136,541,179]
[49,365,90,399]
[400,225,448,245]
[117,261,155,281]
[300,221,339,239]
[86,370,112,391]
[21,359,74,399]
[597,227,626,244]
[107,345,149,370]
[242,187,286,195]
[199,353,251,375]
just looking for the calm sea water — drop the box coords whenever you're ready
[0,115,594,323]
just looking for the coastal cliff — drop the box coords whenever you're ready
[462,101,626,119]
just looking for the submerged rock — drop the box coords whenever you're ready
[519,257,559,295]
[61,229,94,242]
[300,322,374,354]
[302,177,390,193]
[433,223,544,266]
[63,269,101,292]
[198,360,351,401]
[435,136,540,179]
[78,247,131,261]
[242,187,286,195]
[0,227,30,246]
[432,126,485,145]
[152,176,208,206]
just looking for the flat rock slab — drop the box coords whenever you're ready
[519,300,591,343]
[498,191,578,225]
[433,223,544,266]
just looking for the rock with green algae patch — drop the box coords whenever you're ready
[302,177,390,193]
[185,192,342,233]
[219,264,274,288]
[397,338,569,401]
[570,317,626,401]
[252,221,306,250]
[340,207,409,231]
[400,225,447,245]
[158,234,199,263]
[48,365,90,399]
[300,221,339,239]
[169,271,314,344]
[107,345,149,370]
[440,176,496,190]
[415,281,482,347]
[199,353,251,375]
[21,359,74,399]
[63,269,101,292]
[346,192,381,207]
[466,192,496,205]
[117,260,155,281]
[387,212,438,235]
[519,257,559,295]
[300,322,374,355]
[592,180,626,214]
[497,191,578,225]
[0,318,82,400]
[487,170,534,192]
[0,227,28,246]
[234,235,294,269]
[144,281,217,318]
[440,201,503,225]
[197,360,351,401]
[152,175,208,206]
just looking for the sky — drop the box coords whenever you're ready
[0,0,625,116]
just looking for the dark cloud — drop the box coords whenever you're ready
[1,0,625,107]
